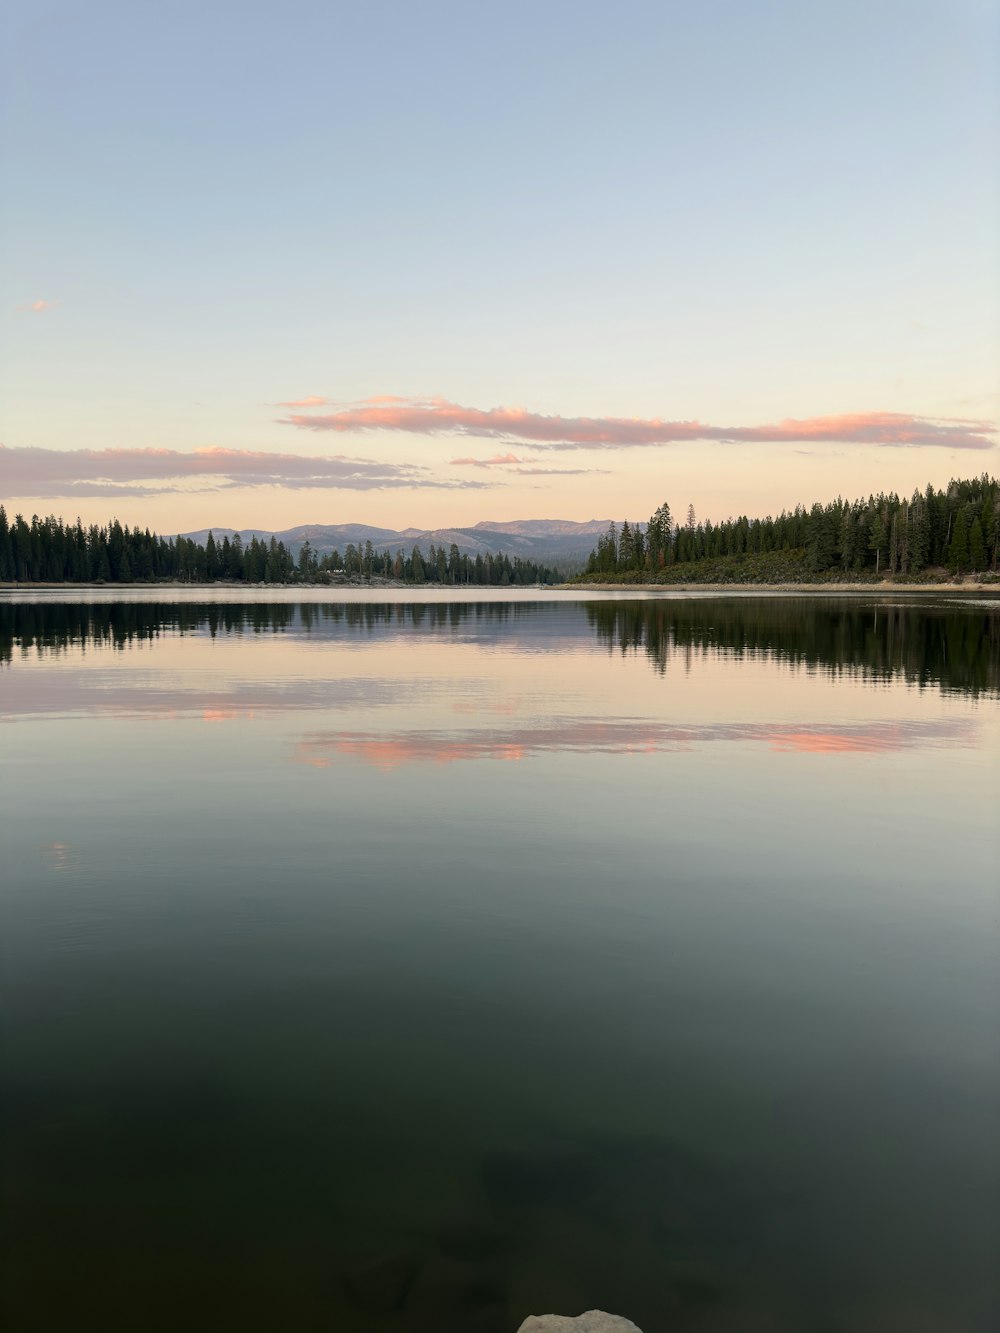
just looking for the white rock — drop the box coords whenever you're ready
[517,1312,643,1333]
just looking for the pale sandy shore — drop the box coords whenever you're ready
[567,581,999,595]
[2,579,998,597]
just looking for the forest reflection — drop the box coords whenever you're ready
[587,598,999,697]
[0,599,530,660]
[1,596,997,697]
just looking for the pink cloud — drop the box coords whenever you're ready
[276,394,413,409]
[0,443,493,498]
[451,452,531,466]
[280,396,997,451]
[19,298,59,314]
[449,453,607,476]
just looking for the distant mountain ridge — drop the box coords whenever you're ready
[178,518,617,566]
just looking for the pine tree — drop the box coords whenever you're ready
[0,506,11,581]
[981,495,998,570]
[808,503,835,573]
[910,494,930,573]
[205,531,218,579]
[618,521,634,570]
[969,518,985,572]
[948,508,969,573]
[647,501,672,568]
[868,507,888,575]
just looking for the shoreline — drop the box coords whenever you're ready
[1,578,998,598]
[566,580,999,595]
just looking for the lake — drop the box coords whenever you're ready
[2,589,998,1332]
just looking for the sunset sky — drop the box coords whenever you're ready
[2,0,998,533]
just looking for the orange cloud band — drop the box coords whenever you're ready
[279,397,996,451]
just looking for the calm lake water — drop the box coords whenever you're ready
[2,590,998,1332]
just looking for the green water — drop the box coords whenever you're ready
[2,591,998,1332]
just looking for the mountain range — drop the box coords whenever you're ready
[178,518,618,568]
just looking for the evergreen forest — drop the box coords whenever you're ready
[0,507,557,586]
[2,474,997,587]
[582,475,999,582]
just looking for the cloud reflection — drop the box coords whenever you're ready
[40,840,79,872]
[1,673,421,724]
[293,717,976,770]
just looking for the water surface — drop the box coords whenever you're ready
[2,592,998,1332]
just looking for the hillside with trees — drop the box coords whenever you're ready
[0,507,557,586]
[3,476,997,588]
[580,476,999,583]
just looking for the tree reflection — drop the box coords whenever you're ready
[586,597,1000,696]
[1,596,997,697]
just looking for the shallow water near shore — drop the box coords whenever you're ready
[2,591,998,1331]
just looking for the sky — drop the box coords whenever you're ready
[2,0,998,533]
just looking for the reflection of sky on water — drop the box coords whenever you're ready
[3,594,998,701]
[4,601,995,794]
[294,717,979,770]
[3,594,998,1332]
[0,667,423,723]
[39,840,79,873]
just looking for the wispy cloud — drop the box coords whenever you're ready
[280,396,997,451]
[450,450,608,477]
[0,444,492,499]
[511,466,608,476]
[449,452,606,477]
[451,452,530,467]
[18,298,59,314]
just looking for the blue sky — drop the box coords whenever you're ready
[2,0,997,530]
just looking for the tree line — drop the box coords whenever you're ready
[298,538,557,586]
[583,475,999,580]
[0,508,557,586]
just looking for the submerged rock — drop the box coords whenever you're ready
[517,1313,642,1333]
[343,1250,421,1312]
